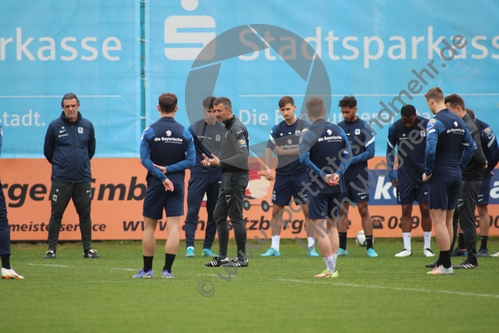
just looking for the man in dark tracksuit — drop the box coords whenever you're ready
[202,97,250,268]
[43,93,98,259]
[445,94,486,269]
[0,123,24,279]
[184,96,224,258]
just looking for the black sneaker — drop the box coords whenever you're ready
[425,259,438,268]
[44,250,56,259]
[204,257,229,267]
[83,249,101,258]
[452,260,478,269]
[221,257,248,268]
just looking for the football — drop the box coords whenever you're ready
[356,230,367,247]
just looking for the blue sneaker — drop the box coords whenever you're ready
[186,247,194,258]
[338,248,348,257]
[133,268,153,279]
[451,247,467,257]
[202,248,217,257]
[367,248,378,257]
[162,270,175,279]
[307,247,319,257]
[260,247,280,257]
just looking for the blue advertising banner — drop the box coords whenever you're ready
[1,0,498,159]
[148,0,499,158]
[0,0,140,158]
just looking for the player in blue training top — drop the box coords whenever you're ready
[0,123,24,279]
[386,104,435,258]
[464,109,499,257]
[261,96,318,257]
[337,96,378,258]
[299,97,351,278]
[134,93,195,279]
[184,96,224,258]
[423,88,475,275]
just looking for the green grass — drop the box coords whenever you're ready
[2,238,499,333]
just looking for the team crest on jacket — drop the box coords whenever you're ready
[78,127,83,134]
[355,128,361,135]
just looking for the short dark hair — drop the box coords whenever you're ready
[202,96,217,110]
[61,93,80,107]
[444,94,465,110]
[338,96,357,108]
[306,97,324,118]
[424,87,444,102]
[401,104,416,117]
[278,96,294,108]
[214,97,231,110]
[158,93,177,113]
[465,108,475,119]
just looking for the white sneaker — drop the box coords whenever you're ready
[395,249,412,257]
[1,267,25,280]
[427,265,453,275]
[423,248,436,257]
[491,251,499,257]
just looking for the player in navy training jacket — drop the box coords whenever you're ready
[465,111,499,256]
[423,88,475,275]
[134,93,195,279]
[337,96,378,258]
[386,104,434,258]
[184,96,224,258]
[0,123,24,279]
[261,96,318,257]
[299,97,351,278]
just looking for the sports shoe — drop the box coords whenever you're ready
[367,248,378,257]
[314,269,339,278]
[427,265,454,275]
[453,260,478,269]
[221,257,249,268]
[451,247,467,257]
[477,248,488,257]
[307,247,319,257]
[338,248,348,257]
[1,267,24,280]
[201,248,216,257]
[423,248,436,257]
[162,270,175,279]
[261,247,280,257]
[395,249,412,257]
[425,259,438,268]
[83,249,101,258]
[44,250,56,259]
[491,251,499,257]
[204,257,229,267]
[186,247,194,258]
[133,268,153,279]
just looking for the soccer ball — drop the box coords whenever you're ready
[355,230,367,247]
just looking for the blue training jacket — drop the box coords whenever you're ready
[44,111,95,183]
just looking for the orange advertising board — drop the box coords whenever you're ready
[3,157,499,241]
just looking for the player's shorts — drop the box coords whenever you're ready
[428,176,461,210]
[308,190,342,220]
[397,182,429,205]
[476,177,491,206]
[341,179,369,203]
[143,182,185,219]
[272,173,308,206]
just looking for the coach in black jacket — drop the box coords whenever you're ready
[201,97,250,268]
[43,93,100,259]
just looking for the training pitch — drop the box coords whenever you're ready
[2,238,498,333]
